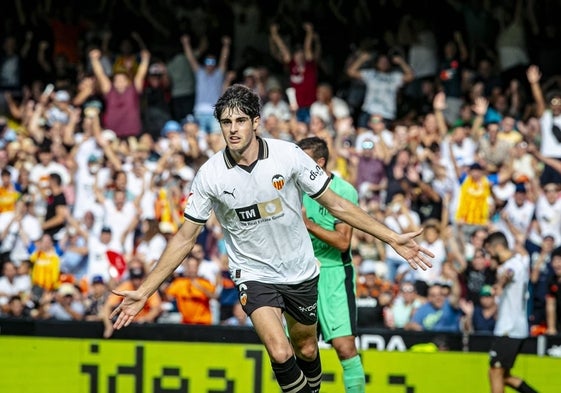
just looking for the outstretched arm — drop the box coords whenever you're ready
[316,188,434,269]
[111,221,204,329]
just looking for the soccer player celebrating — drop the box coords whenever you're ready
[110,84,433,393]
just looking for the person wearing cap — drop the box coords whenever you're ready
[458,284,497,334]
[84,275,110,321]
[109,85,433,393]
[298,136,366,392]
[46,282,85,321]
[405,276,462,333]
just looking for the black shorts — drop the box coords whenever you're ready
[489,336,524,370]
[237,276,319,325]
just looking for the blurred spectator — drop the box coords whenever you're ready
[59,224,88,281]
[85,226,124,284]
[0,35,25,104]
[526,183,561,251]
[181,34,231,135]
[89,47,149,138]
[0,197,42,266]
[269,22,319,123]
[546,247,561,335]
[346,49,414,127]
[221,302,253,327]
[527,64,561,185]
[261,84,291,123]
[141,61,172,141]
[0,261,31,310]
[459,284,497,334]
[217,254,238,323]
[0,168,19,215]
[385,281,423,329]
[103,266,162,337]
[164,255,216,325]
[414,219,447,286]
[529,235,556,329]
[356,259,394,328]
[135,218,167,270]
[46,282,84,320]
[383,191,421,282]
[29,233,62,293]
[94,188,138,255]
[83,275,109,321]
[405,275,462,333]
[457,247,496,304]
[2,295,33,319]
[166,35,201,120]
[309,82,351,134]
[455,163,492,240]
[40,173,68,241]
[495,183,535,249]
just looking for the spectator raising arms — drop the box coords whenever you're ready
[89,47,150,139]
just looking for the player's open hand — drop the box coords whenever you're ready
[392,228,434,270]
[109,290,148,330]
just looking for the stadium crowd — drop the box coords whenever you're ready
[1,0,561,339]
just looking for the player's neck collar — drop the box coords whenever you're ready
[223,136,269,169]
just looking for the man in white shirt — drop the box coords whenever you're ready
[484,231,538,393]
[0,261,31,308]
[109,84,433,393]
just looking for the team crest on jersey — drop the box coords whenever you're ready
[272,174,285,190]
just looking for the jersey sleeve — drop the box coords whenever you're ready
[183,169,213,224]
[293,145,331,199]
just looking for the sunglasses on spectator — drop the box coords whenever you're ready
[551,98,561,106]
[401,286,415,293]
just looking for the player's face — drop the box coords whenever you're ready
[219,107,259,156]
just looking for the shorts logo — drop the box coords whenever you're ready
[272,174,285,190]
[239,283,248,306]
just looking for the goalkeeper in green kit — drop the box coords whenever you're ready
[298,137,366,393]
